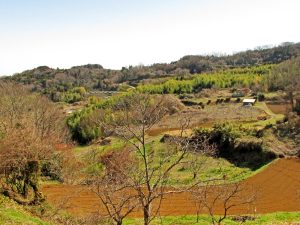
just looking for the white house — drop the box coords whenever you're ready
[242,98,256,106]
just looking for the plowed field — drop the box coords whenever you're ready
[42,158,300,217]
[266,103,291,115]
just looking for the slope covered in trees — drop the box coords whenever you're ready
[264,56,300,110]
[2,42,300,101]
[137,65,271,94]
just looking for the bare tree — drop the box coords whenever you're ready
[0,82,68,204]
[89,148,138,225]
[93,93,199,225]
[186,139,216,180]
[192,178,256,225]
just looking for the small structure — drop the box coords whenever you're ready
[66,109,75,114]
[243,98,256,106]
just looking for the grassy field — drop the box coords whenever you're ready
[250,102,285,128]
[72,133,274,187]
[0,196,52,225]
[124,212,300,225]
[144,135,274,185]
[71,99,284,186]
[74,136,127,155]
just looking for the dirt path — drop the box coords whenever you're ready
[42,158,300,217]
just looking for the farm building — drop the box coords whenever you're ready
[243,98,256,106]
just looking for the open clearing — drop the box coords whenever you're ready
[148,103,264,136]
[42,158,300,217]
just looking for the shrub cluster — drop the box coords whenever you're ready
[193,123,275,168]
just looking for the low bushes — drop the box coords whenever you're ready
[276,112,300,144]
[193,123,275,168]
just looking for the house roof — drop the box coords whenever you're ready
[243,99,256,103]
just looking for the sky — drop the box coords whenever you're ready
[0,0,300,75]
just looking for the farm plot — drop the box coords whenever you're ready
[148,104,265,136]
[42,158,300,217]
[266,103,292,115]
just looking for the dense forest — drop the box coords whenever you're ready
[2,42,300,102]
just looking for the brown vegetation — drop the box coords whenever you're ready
[148,104,263,136]
[0,82,68,205]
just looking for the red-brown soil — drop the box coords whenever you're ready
[267,103,291,115]
[42,158,300,217]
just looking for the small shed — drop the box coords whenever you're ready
[66,109,75,114]
[243,98,256,106]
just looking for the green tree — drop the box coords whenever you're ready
[266,57,300,110]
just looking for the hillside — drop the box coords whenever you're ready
[2,42,300,102]
[1,42,300,225]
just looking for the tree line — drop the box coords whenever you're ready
[2,42,300,102]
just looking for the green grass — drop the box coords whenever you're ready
[168,156,253,185]
[0,196,52,225]
[73,131,274,186]
[243,102,284,128]
[124,212,300,225]
[74,136,127,155]
[72,101,279,187]
[263,91,286,101]
[138,135,268,185]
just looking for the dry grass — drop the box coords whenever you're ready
[149,103,263,136]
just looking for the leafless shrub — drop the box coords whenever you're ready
[192,178,256,225]
[0,81,69,204]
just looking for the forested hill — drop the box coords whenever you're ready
[2,42,300,97]
[175,42,300,73]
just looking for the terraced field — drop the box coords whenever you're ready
[42,158,300,217]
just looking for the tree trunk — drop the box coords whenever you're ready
[288,91,294,111]
[295,98,300,115]
[23,178,29,198]
[143,204,150,225]
[23,160,44,204]
[196,209,200,223]
[31,180,45,204]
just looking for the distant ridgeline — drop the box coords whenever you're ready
[2,42,300,100]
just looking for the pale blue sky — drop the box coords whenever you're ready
[1,0,300,75]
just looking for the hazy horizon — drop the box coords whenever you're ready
[1,0,300,75]
[0,42,297,76]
